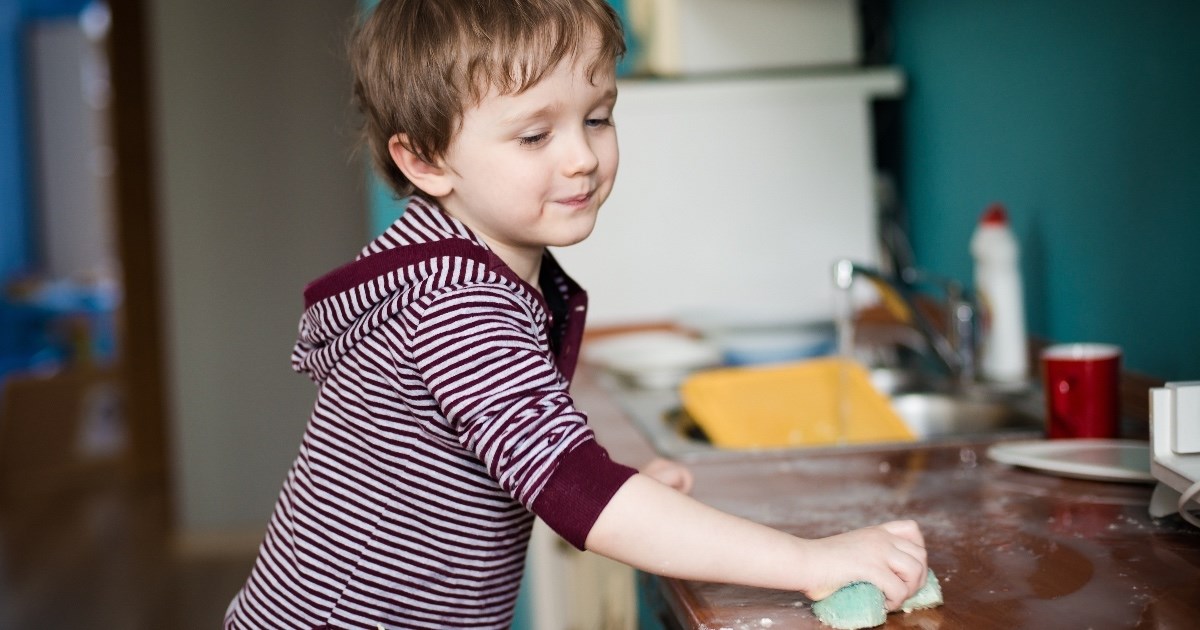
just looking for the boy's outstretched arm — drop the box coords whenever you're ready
[584,473,928,610]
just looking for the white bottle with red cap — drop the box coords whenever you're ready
[970,203,1028,384]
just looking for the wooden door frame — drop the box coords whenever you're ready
[105,0,172,509]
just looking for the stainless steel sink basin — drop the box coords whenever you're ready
[889,391,1043,440]
[603,370,1045,461]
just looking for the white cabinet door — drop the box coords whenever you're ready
[524,519,637,630]
[553,70,903,327]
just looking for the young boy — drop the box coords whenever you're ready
[225,1,928,628]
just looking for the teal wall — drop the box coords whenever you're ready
[368,167,407,237]
[357,0,408,237]
[893,0,1200,380]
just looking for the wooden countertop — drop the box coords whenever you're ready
[574,364,1200,630]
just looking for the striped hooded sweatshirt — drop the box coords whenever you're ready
[225,196,637,629]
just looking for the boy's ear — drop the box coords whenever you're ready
[388,134,452,197]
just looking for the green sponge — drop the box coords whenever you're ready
[812,581,885,630]
[812,569,943,629]
[900,569,942,613]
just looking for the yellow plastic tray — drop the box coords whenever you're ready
[679,358,915,448]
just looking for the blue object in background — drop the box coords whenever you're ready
[0,2,32,281]
[0,0,96,279]
[0,0,105,374]
[893,0,1200,380]
[0,278,119,378]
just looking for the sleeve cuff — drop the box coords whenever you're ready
[530,439,638,550]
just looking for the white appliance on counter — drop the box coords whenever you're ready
[552,69,903,327]
[1149,381,1200,528]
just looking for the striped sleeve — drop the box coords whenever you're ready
[404,283,635,548]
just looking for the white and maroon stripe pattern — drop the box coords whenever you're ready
[225,198,635,629]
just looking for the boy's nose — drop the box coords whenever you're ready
[561,132,599,176]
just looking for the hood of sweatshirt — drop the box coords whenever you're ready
[290,196,586,384]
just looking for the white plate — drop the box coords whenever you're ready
[986,439,1154,484]
[583,331,722,389]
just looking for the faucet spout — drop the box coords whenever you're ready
[832,258,976,383]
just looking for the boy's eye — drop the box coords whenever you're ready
[518,132,549,147]
[585,117,613,128]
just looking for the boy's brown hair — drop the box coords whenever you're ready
[351,0,626,198]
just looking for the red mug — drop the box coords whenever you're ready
[1042,343,1121,439]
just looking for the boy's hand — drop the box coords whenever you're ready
[639,458,694,494]
[798,520,928,611]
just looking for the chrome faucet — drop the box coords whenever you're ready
[833,259,977,383]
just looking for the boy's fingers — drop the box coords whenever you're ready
[880,519,925,548]
[678,467,694,494]
[643,459,694,494]
[875,570,910,611]
[894,538,927,567]
[889,550,926,597]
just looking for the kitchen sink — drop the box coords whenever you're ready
[890,391,1043,439]
[604,369,1045,461]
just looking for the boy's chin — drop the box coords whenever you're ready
[544,219,598,248]
[545,233,592,249]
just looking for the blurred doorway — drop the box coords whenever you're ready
[1,0,169,508]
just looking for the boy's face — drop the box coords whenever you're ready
[433,49,619,265]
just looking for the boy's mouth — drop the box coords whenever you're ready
[556,192,593,208]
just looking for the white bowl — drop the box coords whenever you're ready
[583,331,722,389]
